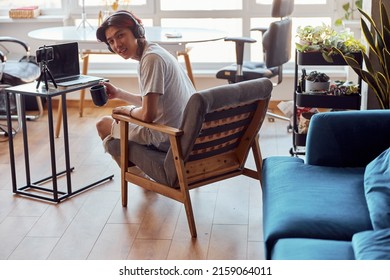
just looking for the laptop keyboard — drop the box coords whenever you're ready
[57,76,83,83]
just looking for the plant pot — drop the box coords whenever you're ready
[297,51,363,66]
[298,112,317,134]
[305,80,330,92]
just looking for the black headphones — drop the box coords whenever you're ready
[105,11,145,53]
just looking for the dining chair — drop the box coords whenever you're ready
[178,47,196,87]
[216,0,294,122]
[0,50,5,80]
[109,77,272,237]
[0,37,42,126]
[0,50,6,136]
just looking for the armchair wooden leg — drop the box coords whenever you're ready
[183,198,197,238]
[169,134,197,237]
[120,119,129,207]
[252,134,263,185]
[121,179,128,207]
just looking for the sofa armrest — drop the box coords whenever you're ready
[305,110,390,167]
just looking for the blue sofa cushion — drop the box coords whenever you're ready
[352,229,390,260]
[271,238,354,260]
[364,147,390,230]
[262,156,373,259]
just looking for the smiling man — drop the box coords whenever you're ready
[95,10,196,162]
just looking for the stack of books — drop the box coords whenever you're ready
[9,6,40,19]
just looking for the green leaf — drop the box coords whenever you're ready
[384,26,390,50]
[376,72,387,100]
[361,18,382,60]
[359,7,376,26]
[335,18,343,26]
[381,2,390,50]
[384,48,390,81]
[381,1,390,34]
[362,51,375,74]
[359,8,384,53]
[342,3,350,12]
[355,0,362,10]
[321,52,334,63]
[359,70,386,108]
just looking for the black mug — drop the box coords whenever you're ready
[90,84,108,107]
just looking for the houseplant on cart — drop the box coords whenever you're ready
[334,0,389,109]
[295,24,365,63]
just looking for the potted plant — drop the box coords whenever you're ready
[334,0,389,109]
[335,0,363,26]
[305,71,330,92]
[296,24,365,63]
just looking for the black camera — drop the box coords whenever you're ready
[36,46,54,63]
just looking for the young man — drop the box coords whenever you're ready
[95,10,196,161]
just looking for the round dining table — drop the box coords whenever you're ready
[28,25,226,56]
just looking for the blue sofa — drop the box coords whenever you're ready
[262,110,390,260]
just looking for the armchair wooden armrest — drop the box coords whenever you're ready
[112,113,183,137]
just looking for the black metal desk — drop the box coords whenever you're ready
[4,82,114,202]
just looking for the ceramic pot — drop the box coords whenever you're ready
[305,80,330,92]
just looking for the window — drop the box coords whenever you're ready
[81,0,146,9]
[0,0,336,73]
[256,0,327,4]
[161,0,242,11]
[157,0,334,70]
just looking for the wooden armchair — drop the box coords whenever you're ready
[110,78,272,237]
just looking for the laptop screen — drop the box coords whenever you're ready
[45,42,80,79]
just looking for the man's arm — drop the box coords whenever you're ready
[112,92,160,123]
[130,92,159,122]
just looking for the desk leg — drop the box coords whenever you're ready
[47,97,60,202]
[20,95,32,186]
[79,53,90,117]
[61,94,73,195]
[5,91,17,192]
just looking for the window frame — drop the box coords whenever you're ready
[0,0,337,73]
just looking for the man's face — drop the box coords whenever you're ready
[105,26,138,59]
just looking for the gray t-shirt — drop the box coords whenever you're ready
[132,42,195,151]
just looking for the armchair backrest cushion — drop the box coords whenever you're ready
[163,78,272,187]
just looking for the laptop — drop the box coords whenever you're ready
[45,42,104,87]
